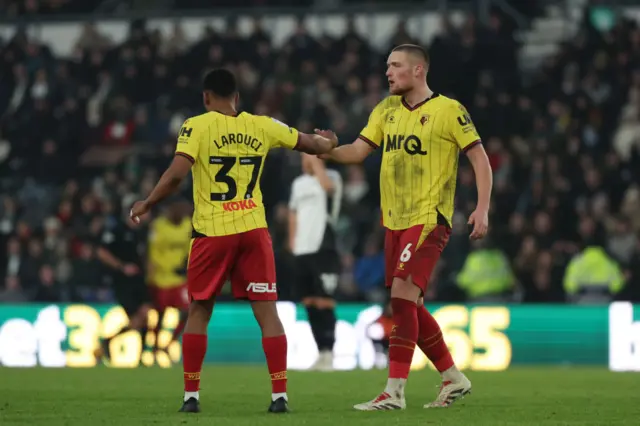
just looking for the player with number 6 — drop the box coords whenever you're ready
[320,44,493,410]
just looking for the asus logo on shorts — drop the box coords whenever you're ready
[246,282,277,293]
[222,199,258,212]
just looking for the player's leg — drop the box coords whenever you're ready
[95,278,150,362]
[354,227,421,411]
[411,225,471,408]
[148,286,164,354]
[156,285,189,346]
[170,285,189,343]
[250,301,289,413]
[308,252,339,371]
[233,228,289,413]
[307,297,337,371]
[296,254,334,371]
[179,297,215,413]
[149,286,187,357]
[179,235,237,414]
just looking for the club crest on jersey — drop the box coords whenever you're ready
[388,115,396,123]
[420,114,430,125]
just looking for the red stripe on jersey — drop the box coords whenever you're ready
[176,152,195,163]
[359,135,379,149]
[462,140,482,153]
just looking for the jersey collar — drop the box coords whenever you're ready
[401,93,440,111]
[212,110,240,117]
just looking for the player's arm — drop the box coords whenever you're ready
[296,131,338,155]
[306,154,335,193]
[131,120,200,221]
[320,138,375,165]
[448,104,492,240]
[139,156,193,213]
[96,231,139,275]
[321,101,384,164]
[287,209,297,253]
[466,144,492,216]
[287,181,298,253]
[96,246,126,272]
[262,116,337,154]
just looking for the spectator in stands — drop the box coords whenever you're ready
[0,8,638,305]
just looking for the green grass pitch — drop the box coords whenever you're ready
[0,366,638,425]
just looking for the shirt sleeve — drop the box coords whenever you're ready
[262,116,300,150]
[446,103,482,152]
[175,117,202,163]
[359,100,386,149]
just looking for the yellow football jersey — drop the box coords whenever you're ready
[360,94,481,230]
[175,111,299,236]
[147,216,192,288]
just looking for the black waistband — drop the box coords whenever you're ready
[437,210,451,228]
[192,229,207,238]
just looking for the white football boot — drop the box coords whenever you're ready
[354,391,406,411]
[310,350,334,372]
[424,374,472,408]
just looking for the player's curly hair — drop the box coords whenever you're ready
[203,68,237,98]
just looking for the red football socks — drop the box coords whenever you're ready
[262,335,288,394]
[388,298,419,379]
[417,304,454,372]
[182,333,207,392]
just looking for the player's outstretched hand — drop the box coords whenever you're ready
[314,128,338,148]
[130,200,150,225]
[468,208,489,240]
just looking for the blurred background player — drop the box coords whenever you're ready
[367,299,393,368]
[147,197,192,355]
[129,68,338,414]
[288,154,343,371]
[322,44,493,410]
[94,208,152,364]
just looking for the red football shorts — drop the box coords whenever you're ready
[384,223,451,293]
[150,284,189,311]
[186,227,277,302]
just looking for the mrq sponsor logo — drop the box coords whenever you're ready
[608,302,640,372]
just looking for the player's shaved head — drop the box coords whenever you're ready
[203,68,238,99]
[391,44,430,66]
[386,44,430,95]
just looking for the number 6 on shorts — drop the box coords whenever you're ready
[400,243,413,262]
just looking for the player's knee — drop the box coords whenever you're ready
[131,304,151,328]
[390,277,421,302]
[316,297,336,309]
[251,300,284,337]
[185,299,214,334]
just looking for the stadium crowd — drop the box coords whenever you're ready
[0,7,639,305]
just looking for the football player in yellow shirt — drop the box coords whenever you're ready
[321,44,493,410]
[130,68,337,414]
[147,198,192,351]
